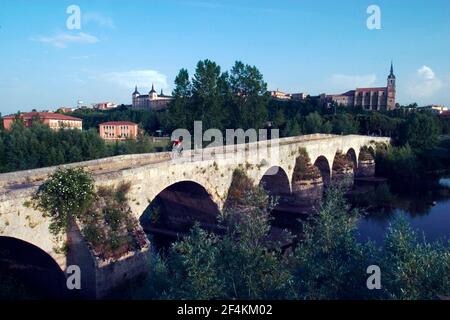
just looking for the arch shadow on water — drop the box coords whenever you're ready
[0,236,68,299]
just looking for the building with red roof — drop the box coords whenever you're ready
[99,121,139,141]
[322,63,397,111]
[3,112,82,131]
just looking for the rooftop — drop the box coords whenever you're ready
[99,121,138,126]
[355,87,387,92]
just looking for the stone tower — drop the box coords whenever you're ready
[132,86,140,107]
[149,84,158,100]
[386,62,396,110]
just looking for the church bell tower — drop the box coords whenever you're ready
[387,62,396,110]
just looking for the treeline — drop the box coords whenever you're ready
[374,112,450,186]
[0,122,169,173]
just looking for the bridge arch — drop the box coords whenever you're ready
[259,166,291,197]
[0,236,68,298]
[346,148,358,170]
[139,180,220,239]
[313,155,331,187]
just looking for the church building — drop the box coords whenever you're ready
[323,63,397,111]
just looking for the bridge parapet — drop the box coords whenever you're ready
[0,134,378,192]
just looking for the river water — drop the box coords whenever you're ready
[357,175,450,244]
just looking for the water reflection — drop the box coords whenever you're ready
[357,176,450,244]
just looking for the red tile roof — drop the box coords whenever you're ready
[3,112,82,121]
[99,121,138,126]
[356,87,387,92]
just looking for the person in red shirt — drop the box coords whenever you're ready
[172,136,184,155]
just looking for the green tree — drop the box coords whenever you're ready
[331,113,359,135]
[273,108,286,128]
[293,184,376,299]
[283,119,302,137]
[381,217,450,299]
[304,112,331,134]
[375,144,419,182]
[191,59,227,131]
[399,112,439,150]
[168,68,192,131]
[229,61,268,129]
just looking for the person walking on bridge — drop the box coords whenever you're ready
[172,136,184,157]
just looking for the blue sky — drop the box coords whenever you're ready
[0,0,449,114]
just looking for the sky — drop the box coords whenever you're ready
[0,0,449,114]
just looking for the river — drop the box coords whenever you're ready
[357,175,450,244]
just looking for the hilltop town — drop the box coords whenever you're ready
[2,62,448,144]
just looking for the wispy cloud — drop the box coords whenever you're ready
[328,74,377,92]
[407,65,443,98]
[99,70,168,91]
[34,32,99,48]
[82,12,116,29]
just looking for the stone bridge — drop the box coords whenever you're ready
[0,134,389,295]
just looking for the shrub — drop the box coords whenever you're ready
[292,148,321,181]
[293,184,376,299]
[32,168,95,236]
[224,168,259,209]
[381,217,450,299]
[375,144,419,182]
[80,182,144,260]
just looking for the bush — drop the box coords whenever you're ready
[381,217,450,299]
[398,112,439,150]
[224,168,260,209]
[80,182,144,260]
[293,184,376,299]
[375,144,419,182]
[32,168,95,236]
[292,148,321,181]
